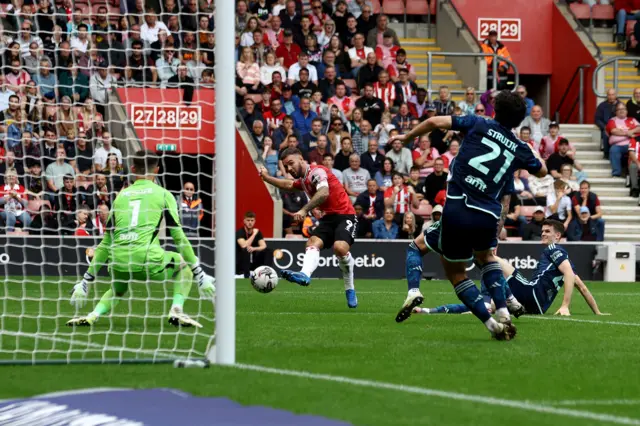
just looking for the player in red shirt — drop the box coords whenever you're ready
[260,147,359,308]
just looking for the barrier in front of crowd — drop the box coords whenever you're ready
[0,236,629,282]
[593,56,640,98]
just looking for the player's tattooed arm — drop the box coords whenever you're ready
[259,166,296,191]
[302,186,329,215]
[496,193,510,238]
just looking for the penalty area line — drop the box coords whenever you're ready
[524,316,640,327]
[232,364,640,425]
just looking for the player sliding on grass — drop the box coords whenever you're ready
[259,147,359,308]
[409,219,606,317]
[67,150,216,328]
[389,90,547,340]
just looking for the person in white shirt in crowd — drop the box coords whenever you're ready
[140,8,170,44]
[287,51,318,85]
[155,46,179,85]
[260,51,287,86]
[457,87,479,116]
[546,180,573,230]
[89,63,117,105]
[70,23,90,57]
[0,74,15,111]
[343,153,371,203]
[520,105,551,145]
[348,33,374,78]
[16,20,43,58]
[93,131,123,171]
[385,138,413,177]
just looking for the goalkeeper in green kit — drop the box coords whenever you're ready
[67,150,216,328]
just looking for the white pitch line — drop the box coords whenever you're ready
[548,400,640,407]
[525,316,640,327]
[232,364,640,425]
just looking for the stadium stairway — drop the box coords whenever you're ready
[563,124,640,242]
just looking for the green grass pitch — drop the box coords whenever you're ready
[1,277,640,426]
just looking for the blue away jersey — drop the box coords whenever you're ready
[533,244,576,311]
[449,115,543,218]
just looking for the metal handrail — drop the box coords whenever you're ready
[592,56,640,97]
[438,0,482,51]
[554,64,591,124]
[564,1,603,60]
[426,51,519,95]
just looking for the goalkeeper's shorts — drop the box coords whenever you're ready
[110,252,186,282]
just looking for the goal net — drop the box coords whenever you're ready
[0,3,220,364]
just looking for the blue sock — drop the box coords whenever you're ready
[405,242,424,291]
[431,304,470,314]
[481,262,508,310]
[454,279,492,323]
[505,281,514,300]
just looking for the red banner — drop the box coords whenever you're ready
[116,88,215,154]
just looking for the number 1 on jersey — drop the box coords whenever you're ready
[129,200,141,227]
[469,137,514,183]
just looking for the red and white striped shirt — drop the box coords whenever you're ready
[384,185,413,214]
[395,82,414,103]
[373,82,396,109]
[328,96,354,115]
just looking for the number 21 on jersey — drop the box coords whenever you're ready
[468,137,514,183]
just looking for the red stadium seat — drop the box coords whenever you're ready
[406,0,428,16]
[371,0,382,14]
[429,0,437,16]
[382,0,405,15]
[591,4,614,20]
[569,3,590,20]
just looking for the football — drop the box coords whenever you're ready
[250,266,279,293]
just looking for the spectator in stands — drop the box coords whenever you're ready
[398,212,421,240]
[58,64,89,103]
[93,131,122,172]
[627,88,640,123]
[441,138,459,171]
[279,0,301,30]
[456,87,478,116]
[281,188,307,234]
[74,131,93,180]
[386,138,412,177]
[374,111,395,148]
[412,135,439,178]
[419,157,447,206]
[292,67,317,99]
[433,86,455,116]
[384,172,419,225]
[70,23,90,57]
[375,157,394,191]
[567,206,603,242]
[274,116,302,150]
[595,88,618,160]
[17,21,43,58]
[89,63,116,106]
[546,180,573,230]
[235,0,253,34]
[341,15,359,48]
[88,172,111,209]
[317,20,337,49]
[0,74,15,112]
[406,166,422,193]
[375,31,399,70]
[515,85,535,116]
[629,136,640,198]
[406,89,431,121]
[356,52,383,91]
[292,97,317,136]
[360,138,384,176]
[287,51,319,86]
[392,103,412,134]
[126,40,156,85]
[373,206,399,239]
[522,206,545,241]
[25,162,46,200]
[394,68,417,106]
[343,153,371,203]
[572,180,604,238]
[156,47,180,85]
[275,29,300,71]
[353,120,373,155]
[367,14,399,47]
[559,164,580,193]
[105,153,127,193]
[140,8,170,45]
[328,81,354,119]
[45,146,74,197]
[91,204,109,236]
[372,70,395,110]
[614,0,640,44]
[177,181,203,237]
[422,204,442,230]
[264,97,286,134]
[512,169,535,204]
[0,169,30,232]
[388,49,416,83]
[606,102,639,177]
[237,47,262,94]
[356,82,385,129]
[56,173,81,219]
[547,139,584,179]
[0,151,23,186]
[0,94,21,135]
[294,16,312,48]
[240,17,259,47]
[520,105,550,145]
[24,42,42,77]
[318,66,345,102]
[29,203,58,235]
[303,118,324,151]
[355,177,384,220]
[40,127,58,170]
[539,122,566,160]
[322,153,343,183]
[251,120,267,148]
[61,204,94,236]
[308,134,329,164]
[348,33,373,78]
[304,34,323,66]
[333,136,354,171]
[261,136,279,177]
[481,30,511,90]
[327,117,351,153]
[528,171,555,203]
[241,98,265,131]
[260,52,286,87]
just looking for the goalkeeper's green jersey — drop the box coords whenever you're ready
[87,178,198,275]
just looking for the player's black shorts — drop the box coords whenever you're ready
[506,269,548,315]
[312,214,357,248]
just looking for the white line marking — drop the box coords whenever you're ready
[237,291,457,295]
[546,400,640,407]
[525,316,640,327]
[240,312,387,316]
[232,364,640,425]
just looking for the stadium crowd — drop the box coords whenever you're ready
[235,0,610,242]
[0,0,215,236]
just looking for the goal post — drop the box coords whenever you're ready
[0,2,236,365]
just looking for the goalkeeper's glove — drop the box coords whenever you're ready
[70,272,95,308]
[192,262,216,299]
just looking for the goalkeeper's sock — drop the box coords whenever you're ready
[430,303,471,314]
[91,289,119,317]
[300,246,320,277]
[172,266,193,312]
